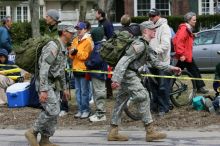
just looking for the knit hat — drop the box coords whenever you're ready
[47,9,60,22]
[91,27,104,42]
[0,49,8,58]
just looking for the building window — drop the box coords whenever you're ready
[137,0,151,16]
[0,6,6,20]
[136,0,170,16]
[156,0,169,16]
[16,6,28,22]
[214,0,220,13]
[201,0,210,15]
[39,6,44,18]
[17,7,22,22]
[23,6,28,21]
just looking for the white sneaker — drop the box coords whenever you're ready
[74,111,81,118]
[89,114,106,122]
[59,110,67,117]
[80,111,90,119]
[89,98,94,104]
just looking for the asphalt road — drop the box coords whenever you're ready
[1,129,220,146]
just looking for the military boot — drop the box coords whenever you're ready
[24,129,39,146]
[39,135,59,146]
[107,125,128,141]
[145,123,167,142]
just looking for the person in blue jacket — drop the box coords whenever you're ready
[0,49,20,106]
[0,16,13,54]
[95,9,114,99]
[85,27,108,122]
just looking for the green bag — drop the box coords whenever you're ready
[100,30,135,67]
[192,96,205,111]
[14,35,59,74]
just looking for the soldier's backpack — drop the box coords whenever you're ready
[99,30,135,67]
[14,36,60,74]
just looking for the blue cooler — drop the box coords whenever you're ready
[6,82,30,108]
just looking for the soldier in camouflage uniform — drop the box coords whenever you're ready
[108,21,181,142]
[25,23,75,146]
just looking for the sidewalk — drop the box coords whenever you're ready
[1,129,220,146]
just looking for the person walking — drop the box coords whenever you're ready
[0,16,13,54]
[148,8,172,116]
[107,21,181,142]
[24,23,74,146]
[173,12,209,94]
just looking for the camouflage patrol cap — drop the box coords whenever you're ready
[58,21,76,33]
[140,21,157,30]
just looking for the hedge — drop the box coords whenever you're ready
[10,19,47,45]
[9,14,220,45]
[131,14,220,32]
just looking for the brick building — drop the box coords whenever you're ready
[1,0,220,23]
[122,0,220,18]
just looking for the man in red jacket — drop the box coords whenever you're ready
[173,12,208,94]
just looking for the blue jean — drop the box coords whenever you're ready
[75,76,90,112]
[212,96,220,110]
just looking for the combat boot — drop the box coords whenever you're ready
[39,135,59,146]
[145,123,167,142]
[107,125,128,141]
[24,129,39,146]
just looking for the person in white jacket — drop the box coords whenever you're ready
[149,8,172,117]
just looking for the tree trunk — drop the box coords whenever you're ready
[79,0,87,21]
[106,0,114,20]
[97,0,107,10]
[97,0,114,20]
[29,0,40,38]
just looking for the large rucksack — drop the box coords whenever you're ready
[99,30,135,67]
[14,36,59,74]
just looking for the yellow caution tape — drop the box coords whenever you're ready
[66,69,220,82]
[7,76,21,80]
[141,74,220,82]
[0,68,21,74]
[0,64,17,67]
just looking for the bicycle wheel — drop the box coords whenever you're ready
[170,70,196,107]
[124,77,152,121]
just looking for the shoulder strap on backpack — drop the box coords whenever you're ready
[34,38,62,76]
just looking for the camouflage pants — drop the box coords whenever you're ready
[111,73,153,125]
[91,78,106,113]
[0,75,14,104]
[33,87,60,137]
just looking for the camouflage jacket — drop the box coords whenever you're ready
[112,37,172,84]
[37,38,67,91]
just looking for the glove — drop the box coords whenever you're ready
[70,48,78,55]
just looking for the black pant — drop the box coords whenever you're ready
[60,91,69,112]
[106,78,113,98]
[176,59,205,89]
[149,68,170,113]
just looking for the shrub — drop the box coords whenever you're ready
[11,22,32,45]
[10,19,48,45]
[131,14,220,32]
